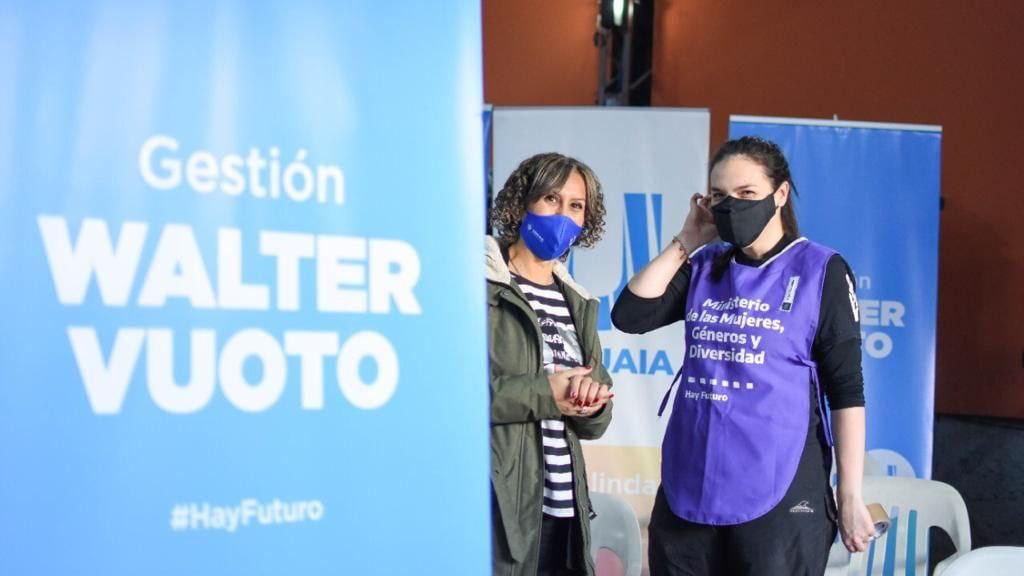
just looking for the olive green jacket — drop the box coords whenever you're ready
[486,236,614,576]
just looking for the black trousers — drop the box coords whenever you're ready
[538,514,587,576]
[649,431,838,576]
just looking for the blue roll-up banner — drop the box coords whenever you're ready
[0,2,487,574]
[729,116,941,479]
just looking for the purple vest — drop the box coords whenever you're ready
[661,238,835,525]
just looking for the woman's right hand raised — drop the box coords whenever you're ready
[679,192,717,253]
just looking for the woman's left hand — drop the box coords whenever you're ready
[679,193,718,253]
[569,375,612,418]
[837,493,876,553]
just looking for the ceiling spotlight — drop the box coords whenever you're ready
[599,0,629,30]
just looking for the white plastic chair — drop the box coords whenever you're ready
[940,546,1024,576]
[588,491,643,576]
[824,476,971,576]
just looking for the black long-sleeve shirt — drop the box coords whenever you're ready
[611,236,865,412]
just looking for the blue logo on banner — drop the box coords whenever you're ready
[570,193,676,377]
[587,192,664,331]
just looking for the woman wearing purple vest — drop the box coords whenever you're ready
[612,137,875,575]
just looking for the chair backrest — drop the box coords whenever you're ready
[941,546,1024,576]
[588,492,643,576]
[825,476,971,576]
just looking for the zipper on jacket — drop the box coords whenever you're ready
[514,423,526,518]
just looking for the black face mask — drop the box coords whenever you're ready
[711,194,777,248]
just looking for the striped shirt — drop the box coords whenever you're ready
[513,273,584,518]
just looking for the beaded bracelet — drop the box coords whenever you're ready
[671,234,690,259]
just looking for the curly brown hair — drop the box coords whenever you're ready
[489,152,606,251]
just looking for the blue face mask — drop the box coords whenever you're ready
[519,211,583,261]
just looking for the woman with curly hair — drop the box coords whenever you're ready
[487,152,614,576]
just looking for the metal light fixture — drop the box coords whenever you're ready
[613,0,626,26]
[599,0,629,31]
[596,0,634,105]
[595,0,653,106]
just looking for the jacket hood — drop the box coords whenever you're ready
[485,235,593,301]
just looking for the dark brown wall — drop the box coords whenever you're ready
[483,0,1024,418]
[483,0,599,105]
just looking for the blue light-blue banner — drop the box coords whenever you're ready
[0,2,487,574]
[729,117,941,479]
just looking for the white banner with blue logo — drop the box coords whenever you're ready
[493,107,710,547]
[729,116,942,479]
[0,2,487,574]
